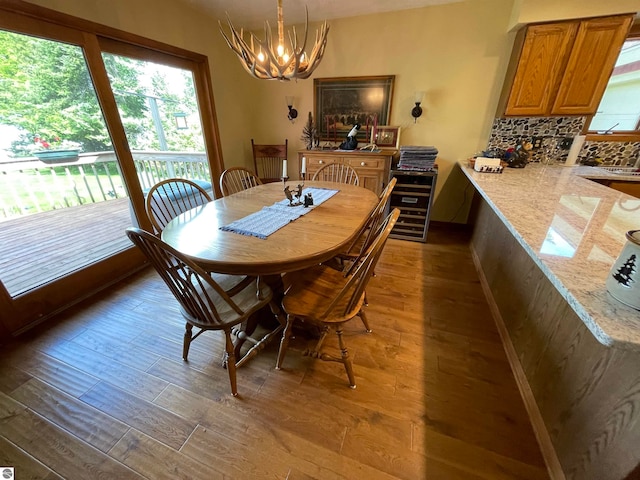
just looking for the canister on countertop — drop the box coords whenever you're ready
[606,229,640,310]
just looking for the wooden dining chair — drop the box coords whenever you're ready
[275,208,400,388]
[325,177,398,308]
[219,167,263,196]
[340,177,397,263]
[126,227,284,396]
[312,162,359,186]
[145,178,212,234]
[252,139,287,184]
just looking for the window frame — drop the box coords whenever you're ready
[0,0,225,335]
[585,21,640,142]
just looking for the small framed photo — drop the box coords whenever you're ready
[373,125,400,149]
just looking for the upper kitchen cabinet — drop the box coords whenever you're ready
[501,14,633,117]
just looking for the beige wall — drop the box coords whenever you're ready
[17,0,640,222]
[239,0,518,222]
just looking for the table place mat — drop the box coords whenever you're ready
[220,187,339,239]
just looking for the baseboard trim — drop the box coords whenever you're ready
[470,245,566,480]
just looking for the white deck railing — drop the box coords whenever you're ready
[0,150,211,219]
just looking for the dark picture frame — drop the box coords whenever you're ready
[314,75,395,142]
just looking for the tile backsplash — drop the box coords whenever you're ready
[487,116,640,167]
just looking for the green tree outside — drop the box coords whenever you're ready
[0,29,203,157]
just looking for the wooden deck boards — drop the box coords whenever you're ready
[0,198,133,296]
[0,225,550,479]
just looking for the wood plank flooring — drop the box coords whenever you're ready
[0,224,549,479]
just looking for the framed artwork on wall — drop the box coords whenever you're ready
[314,75,395,142]
[373,125,401,149]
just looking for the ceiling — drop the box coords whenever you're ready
[183,0,461,30]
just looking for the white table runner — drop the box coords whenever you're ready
[219,187,339,239]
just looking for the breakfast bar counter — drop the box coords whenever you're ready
[460,161,640,350]
[458,161,640,480]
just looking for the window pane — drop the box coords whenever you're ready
[590,39,640,132]
[101,53,212,195]
[0,30,132,296]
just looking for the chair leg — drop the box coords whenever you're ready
[275,314,295,370]
[306,325,330,355]
[224,329,238,396]
[358,308,372,333]
[335,326,356,389]
[233,314,259,361]
[183,323,193,360]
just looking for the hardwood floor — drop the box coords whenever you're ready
[0,224,549,479]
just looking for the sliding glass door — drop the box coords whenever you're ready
[0,29,132,299]
[0,4,223,334]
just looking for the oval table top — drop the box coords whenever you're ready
[161,181,379,276]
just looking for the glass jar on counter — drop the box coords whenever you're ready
[541,137,559,165]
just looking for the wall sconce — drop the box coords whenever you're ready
[411,91,425,123]
[174,112,188,130]
[286,96,298,122]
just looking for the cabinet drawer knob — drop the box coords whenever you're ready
[360,162,366,166]
[319,160,324,164]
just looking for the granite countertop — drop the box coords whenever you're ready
[459,161,640,350]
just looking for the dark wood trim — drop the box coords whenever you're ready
[0,283,16,343]
[82,32,150,231]
[585,133,640,142]
[9,249,147,336]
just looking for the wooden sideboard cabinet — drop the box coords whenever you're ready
[298,149,395,196]
[502,14,632,116]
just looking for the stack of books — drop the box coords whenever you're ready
[397,146,438,171]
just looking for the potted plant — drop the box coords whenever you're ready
[29,135,82,163]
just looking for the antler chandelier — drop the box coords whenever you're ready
[219,0,329,81]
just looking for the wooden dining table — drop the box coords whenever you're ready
[161,180,379,276]
[160,180,379,367]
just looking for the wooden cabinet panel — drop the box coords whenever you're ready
[505,23,577,116]
[503,14,633,117]
[346,157,384,169]
[608,181,640,198]
[298,149,394,196]
[552,15,633,115]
